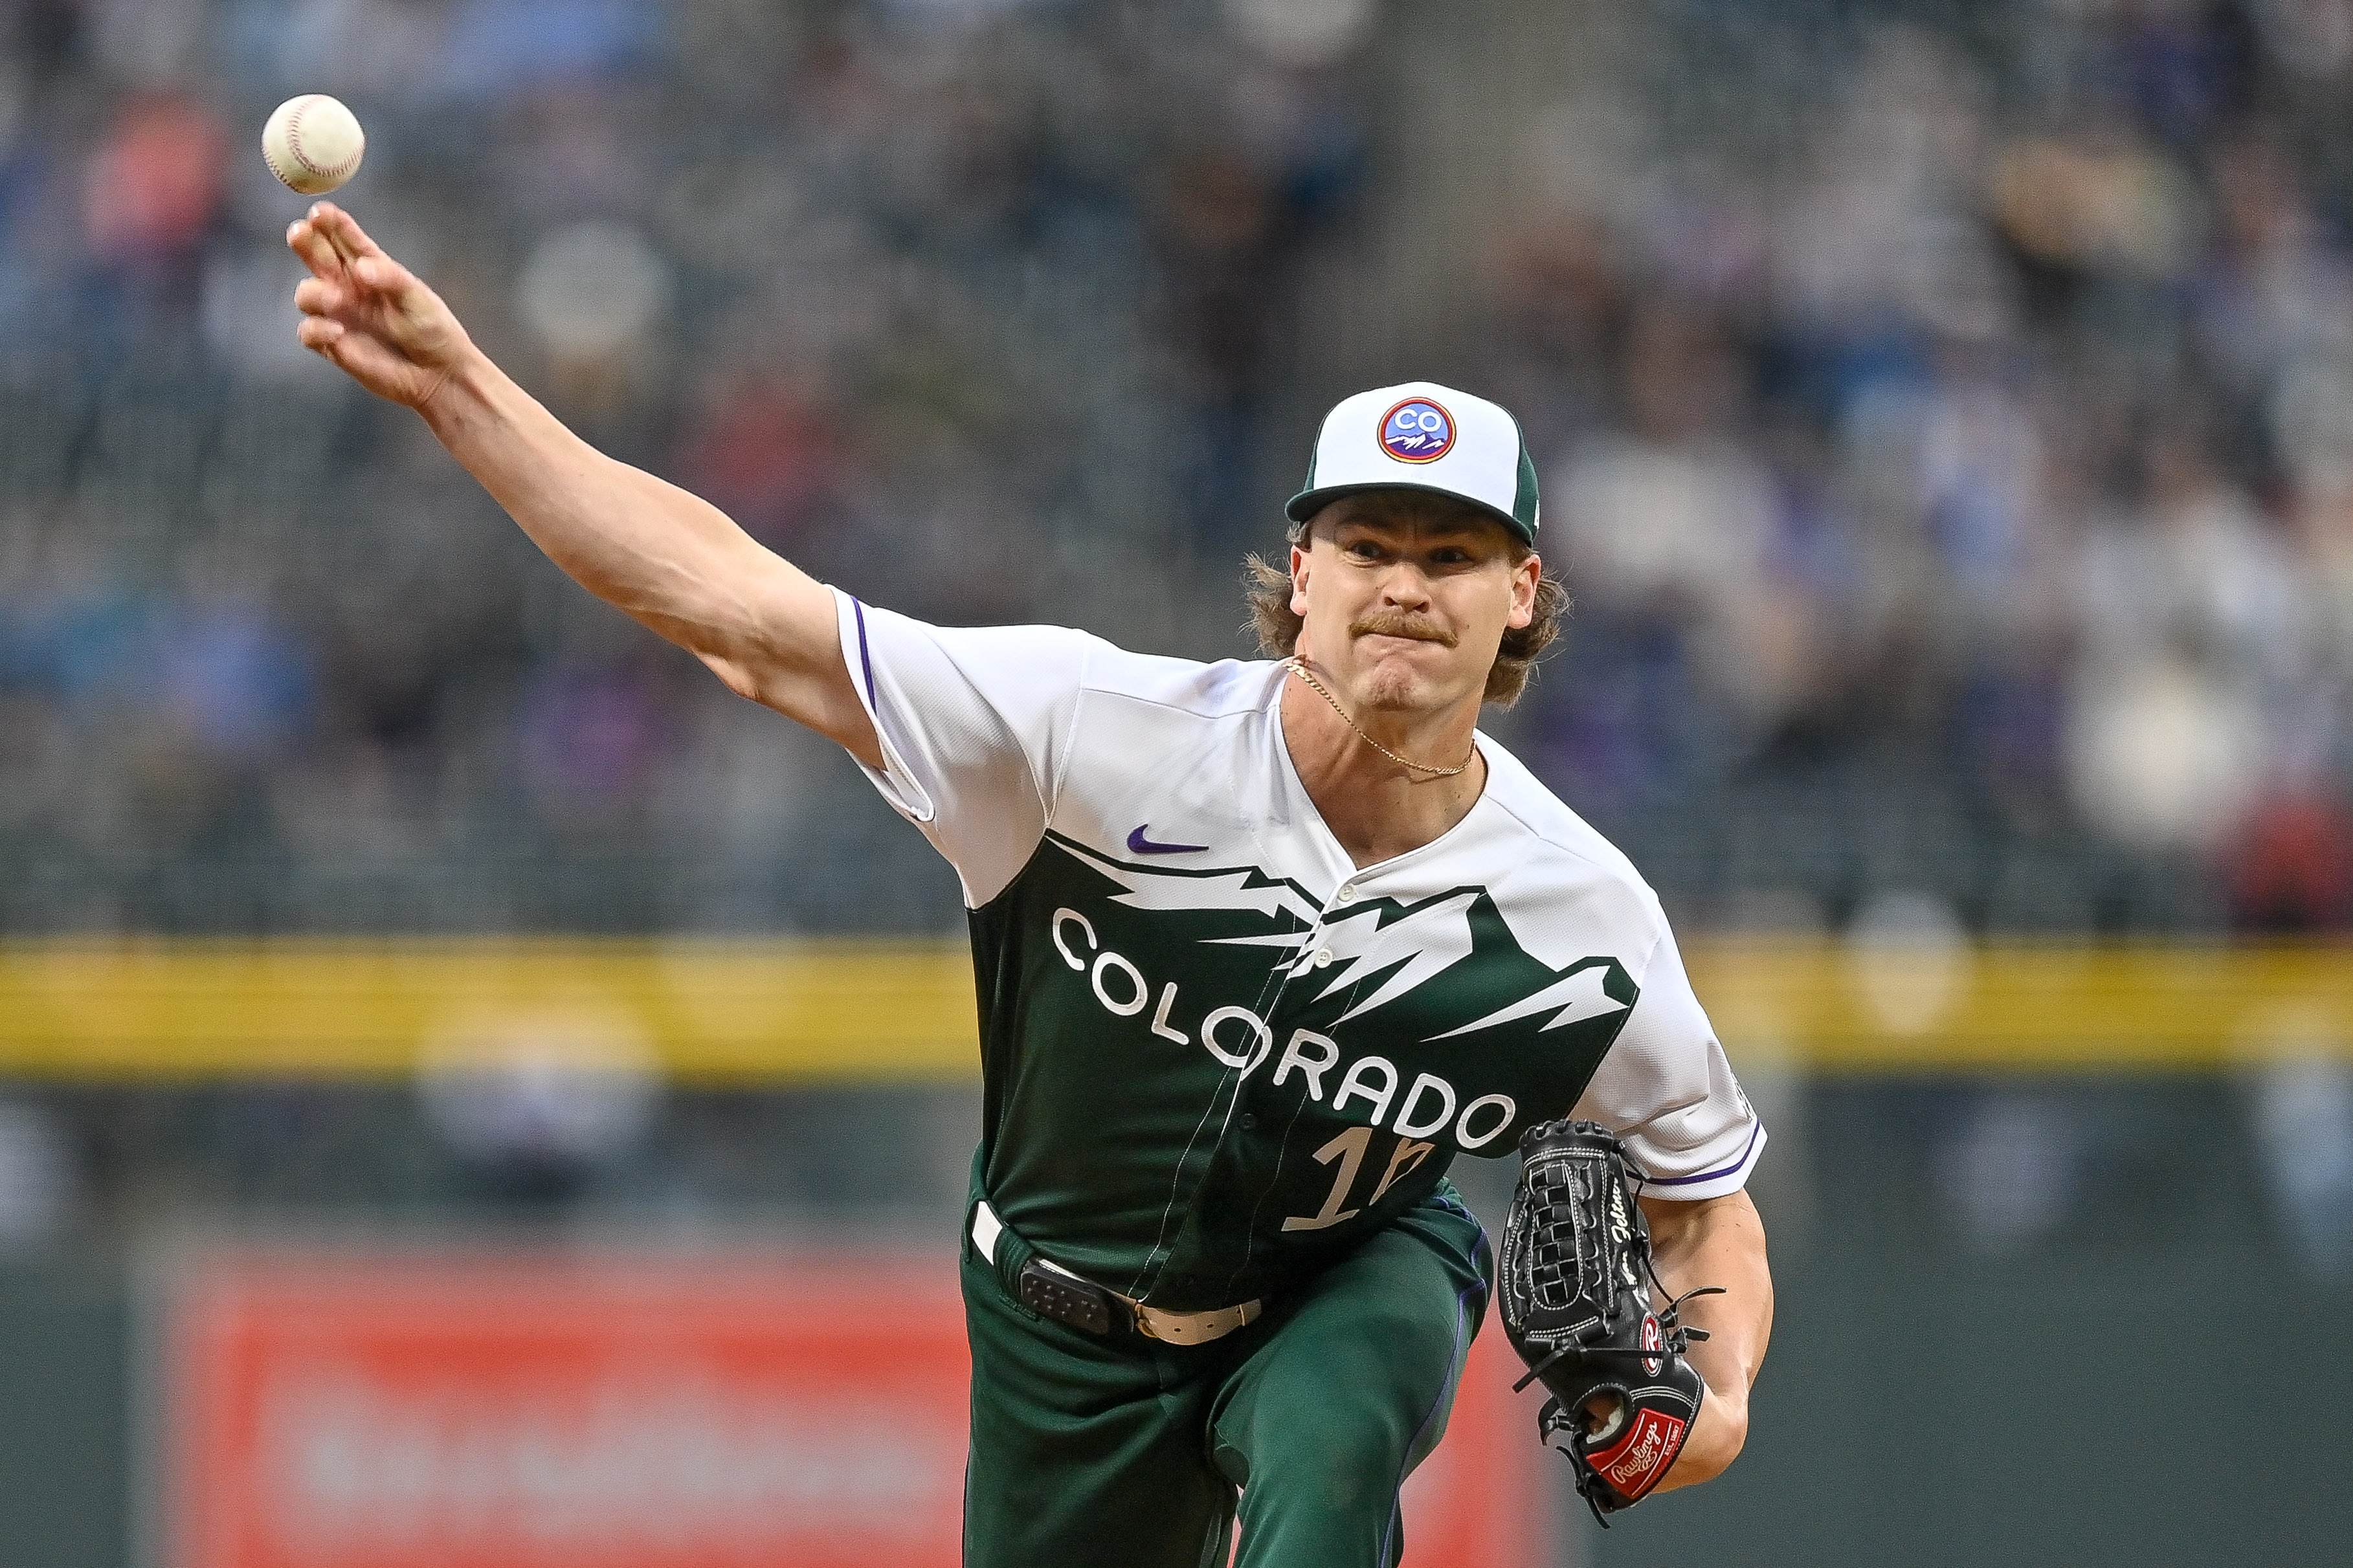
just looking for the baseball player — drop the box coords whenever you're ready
[285,201,1772,1565]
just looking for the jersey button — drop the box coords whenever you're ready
[1312,949,1333,968]
[1240,1113,1258,1130]
[1335,885,1357,904]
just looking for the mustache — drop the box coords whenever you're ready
[1349,612,1458,648]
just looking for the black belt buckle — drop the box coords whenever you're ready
[1016,1259,1115,1335]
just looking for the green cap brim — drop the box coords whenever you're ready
[1284,480,1538,548]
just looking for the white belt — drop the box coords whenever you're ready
[971,1200,1262,1347]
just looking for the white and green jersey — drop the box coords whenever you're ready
[836,591,1764,1313]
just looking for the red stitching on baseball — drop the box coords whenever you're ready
[287,98,361,179]
[286,100,315,175]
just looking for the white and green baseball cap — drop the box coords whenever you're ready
[1285,380,1541,546]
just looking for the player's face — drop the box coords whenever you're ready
[1289,494,1541,714]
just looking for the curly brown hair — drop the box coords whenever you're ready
[1241,517,1569,707]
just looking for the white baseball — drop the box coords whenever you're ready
[262,94,365,197]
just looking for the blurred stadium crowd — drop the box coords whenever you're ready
[3,0,2353,939]
[1488,0,2353,940]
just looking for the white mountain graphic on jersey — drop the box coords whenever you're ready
[1205,891,1478,1026]
[1060,836,1630,1042]
[1083,854,1324,927]
[1424,964,1632,1039]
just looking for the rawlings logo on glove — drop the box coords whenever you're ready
[1589,1406,1686,1495]
[1499,1119,1722,1524]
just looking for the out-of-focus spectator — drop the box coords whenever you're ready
[2248,1050,2353,1275]
[81,88,230,353]
[0,1098,75,1247]
[156,591,313,762]
[2066,425,2302,856]
[517,657,673,834]
[1557,303,1814,729]
[676,375,843,549]
[2231,789,2353,929]
[417,1004,661,1204]
[1936,1090,2088,1252]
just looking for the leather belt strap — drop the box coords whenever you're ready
[970,1200,1262,1347]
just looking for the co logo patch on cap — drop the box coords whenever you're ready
[1378,397,1455,463]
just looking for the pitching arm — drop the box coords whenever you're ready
[286,202,881,767]
[1640,1188,1772,1491]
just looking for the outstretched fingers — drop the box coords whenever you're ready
[348,252,422,304]
[295,315,347,355]
[293,276,343,319]
[287,205,414,299]
[287,217,345,283]
[310,203,388,265]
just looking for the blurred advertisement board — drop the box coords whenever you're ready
[159,1248,1536,1568]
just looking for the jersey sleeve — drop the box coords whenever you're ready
[1572,926,1765,1200]
[832,589,1095,907]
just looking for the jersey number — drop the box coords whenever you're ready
[1280,1126,1436,1232]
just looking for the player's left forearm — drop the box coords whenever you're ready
[1640,1188,1772,1490]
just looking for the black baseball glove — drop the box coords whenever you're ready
[1499,1118,1722,1523]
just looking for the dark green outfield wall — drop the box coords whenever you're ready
[1581,1244,2353,1568]
[0,1242,2344,1568]
[0,1268,129,1568]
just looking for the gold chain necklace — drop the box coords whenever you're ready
[1284,656,1475,778]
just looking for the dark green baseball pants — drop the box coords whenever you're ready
[959,1185,1493,1568]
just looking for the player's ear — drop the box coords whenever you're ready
[1289,544,1311,618]
[1506,551,1541,630]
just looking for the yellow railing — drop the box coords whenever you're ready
[0,938,2348,1079]
[1691,940,2353,1070]
[0,938,976,1080]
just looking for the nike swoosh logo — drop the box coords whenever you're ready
[1126,824,1210,856]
